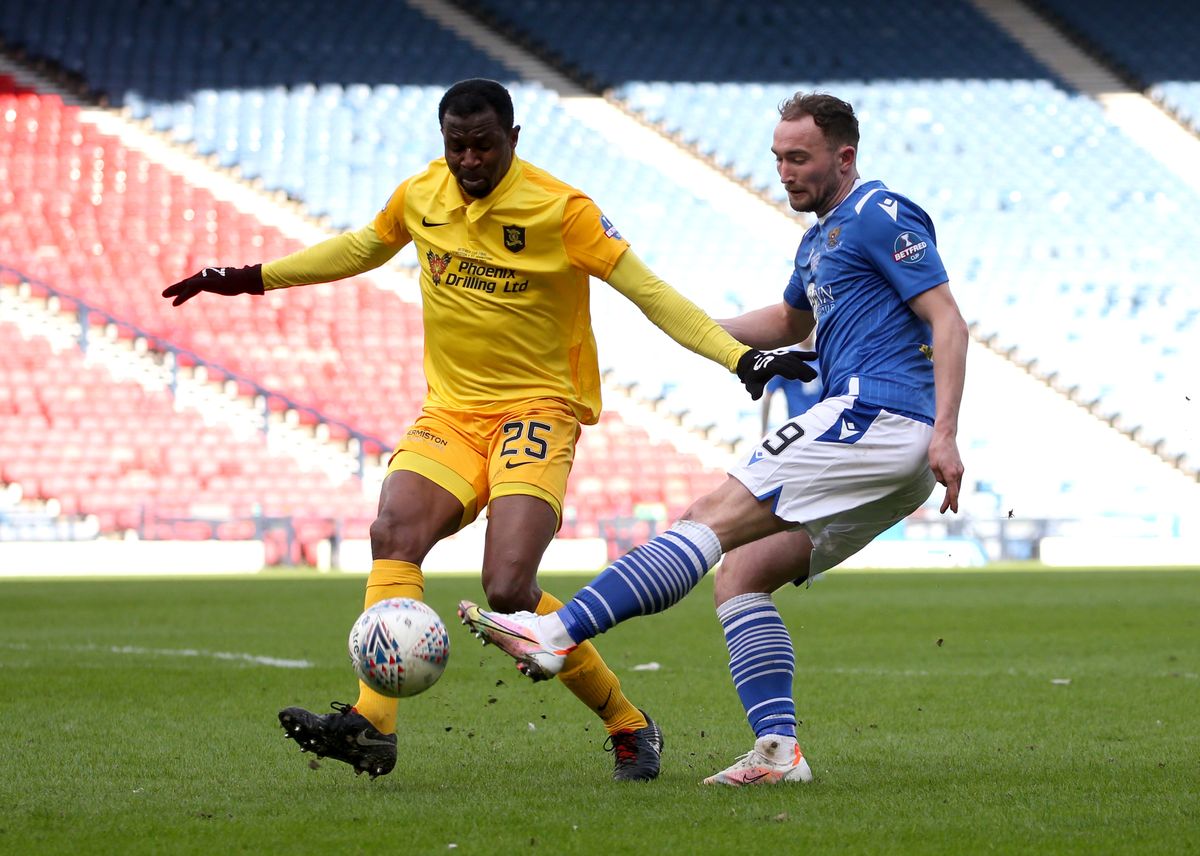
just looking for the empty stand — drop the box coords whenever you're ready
[0,318,374,559]
[0,80,730,548]
[3,0,1198,563]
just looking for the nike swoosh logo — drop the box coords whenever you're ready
[422,216,450,227]
[503,459,538,469]
[595,688,614,714]
[355,732,394,747]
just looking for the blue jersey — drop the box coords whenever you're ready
[783,180,947,422]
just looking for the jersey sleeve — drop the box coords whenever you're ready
[561,195,630,279]
[604,250,747,372]
[262,224,399,289]
[782,254,812,310]
[857,198,948,301]
[372,179,415,248]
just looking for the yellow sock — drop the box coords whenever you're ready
[353,559,424,734]
[536,591,647,735]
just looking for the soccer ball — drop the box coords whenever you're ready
[348,598,450,698]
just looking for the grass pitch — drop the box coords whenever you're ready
[1,569,1196,855]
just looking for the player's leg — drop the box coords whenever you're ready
[476,403,665,780]
[460,475,786,677]
[703,531,815,786]
[280,411,487,777]
[352,463,469,730]
[278,469,464,776]
[481,492,663,780]
[705,400,938,786]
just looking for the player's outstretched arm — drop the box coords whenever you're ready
[908,283,968,513]
[162,265,264,306]
[605,251,816,398]
[162,224,400,307]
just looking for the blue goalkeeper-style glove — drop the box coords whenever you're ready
[736,348,818,400]
[162,264,264,306]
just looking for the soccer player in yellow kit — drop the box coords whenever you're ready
[164,79,814,781]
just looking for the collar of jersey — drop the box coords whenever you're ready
[437,156,525,224]
[817,176,871,226]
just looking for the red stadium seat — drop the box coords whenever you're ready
[0,88,725,553]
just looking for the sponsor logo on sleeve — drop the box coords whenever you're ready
[600,213,622,240]
[892,232,927,264]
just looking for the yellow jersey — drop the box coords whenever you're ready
[374,155,628,424]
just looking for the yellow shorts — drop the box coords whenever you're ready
[387,399,581,531]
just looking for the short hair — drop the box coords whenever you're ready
[778,92,859,150]
[438,79,514,130]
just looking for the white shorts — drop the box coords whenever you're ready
[728,394,936,575]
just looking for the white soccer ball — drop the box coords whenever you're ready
[348,598,450,698]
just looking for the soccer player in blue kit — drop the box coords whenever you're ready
[461,92,968,785]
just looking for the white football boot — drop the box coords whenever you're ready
[703,735,814,786]
[457,600,575,681]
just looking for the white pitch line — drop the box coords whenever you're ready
[0,641,313,669]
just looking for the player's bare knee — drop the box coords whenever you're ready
[482,576,540,612]
[369,509,426,561]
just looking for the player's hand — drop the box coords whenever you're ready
[736,348,818,400]
[162,264,264,306]
[927,429,963,514]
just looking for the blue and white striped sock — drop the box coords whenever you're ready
[557,520,722,643]
[718,592,797,739]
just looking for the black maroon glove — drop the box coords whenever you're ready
[162,264,265,306]
[736,348,818,400]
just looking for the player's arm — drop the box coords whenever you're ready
[605,252,817,399]
[262,225,399,289]
[163,182,413,305]
[563,197,814,397]
[718,301,815,350]
[908,283,968,514]
[605,250,746,371]
[162,225,400,305]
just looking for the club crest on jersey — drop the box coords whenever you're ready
[600,214,622,240]
[426,249,452,285]
[892,232,928,264]
[826,226,841,249]
[503,225,526,253]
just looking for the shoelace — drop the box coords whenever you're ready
[330,701,356,716]
[728,749,769,769]
[605,732,640,765]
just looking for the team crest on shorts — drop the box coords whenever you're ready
[503,225,526,253]
[426,249,451,285]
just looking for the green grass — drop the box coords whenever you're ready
[1,570,1197,855]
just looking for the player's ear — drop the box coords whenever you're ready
[510,125,520,150]
[838,143,856,172]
